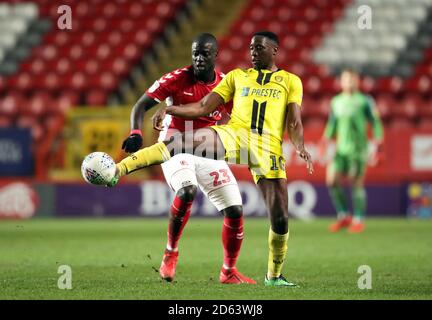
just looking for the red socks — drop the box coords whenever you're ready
[222,216,244,269]
[166,196,193,251]
[166,196,244,272]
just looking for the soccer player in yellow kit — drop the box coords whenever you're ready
[110,31,313,286]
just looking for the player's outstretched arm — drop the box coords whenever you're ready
[122,94,159,153]
[365,96,384,166]
[165,92,224,119]
[286,102,314,174]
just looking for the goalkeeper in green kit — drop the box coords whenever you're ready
[320,69,384,233]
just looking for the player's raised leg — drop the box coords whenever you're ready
[110,128,225,185]
[258,178,297,287]
[327,159,352,232]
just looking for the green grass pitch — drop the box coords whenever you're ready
[0,217,431,300]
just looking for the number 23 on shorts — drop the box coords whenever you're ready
[209,169,231,187]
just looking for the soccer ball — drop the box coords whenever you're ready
[81,152,116,186]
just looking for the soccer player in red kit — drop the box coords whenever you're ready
[121,33,255,284]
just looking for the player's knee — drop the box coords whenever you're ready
[222,205,243,219]
[352,177,364,188]
[326,171,341,188]
[271,215,289,234]
[177,185,198,202]
[327,179,340,188]
[163,134,185,157]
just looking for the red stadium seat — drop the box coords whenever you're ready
[43,72,60,91]
[134,31,152,48]
[102,2,118,18]
[69,72,88,91]
[75,2,91,17]
[360,77,378,94]
[40,44,58,61]
[87,72,117,91]
[414,63,432,77]
[95,44,112,60]
[13,73,33,91]
[81,31,97,47]
[156,2,175,19]
[84,59,101,75]
[305,76,322,95]
[0,116,13,128]
[50,92,79,115]
[281,35,298,50]
[85,89,108,106]
[45,114,64,131]
[127,2,145,18]
[320,77,339,93]
[392,100,418,122]
[0,93,24,119]
[302,96,331,119]
[416,99,432,118]
[0,98,14,119]
[52,32,71,46]
[303,116,326,129]
[16,116,45,142]
[26,94,52,117]
[416,76,431,96]
[55,58,72,75]
[0,76,5,92]
[388,117,414,129]
[107,31,123,47]
[377,77,404,95]
[107,58,129,77]
[418,117,432,129]
[375,94,395,121]
[68,44,85,60]
[29,58,46,75]
[58,90,80,106]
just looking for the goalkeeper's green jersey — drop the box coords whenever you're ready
[324,91,383,157]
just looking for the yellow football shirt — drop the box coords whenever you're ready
[212,68,303,182]
[213,68,302,144]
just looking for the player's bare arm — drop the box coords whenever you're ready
[165,92,224,119]
[286,102,313,174]
[130,94,159,130]
[122,94,158,153]
[152,106,166,131]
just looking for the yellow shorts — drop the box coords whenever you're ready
[212,124,286,184]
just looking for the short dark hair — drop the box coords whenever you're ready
[252,31,279,46]
[192,33,218,49]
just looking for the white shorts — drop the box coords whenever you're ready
[161,153,242,211]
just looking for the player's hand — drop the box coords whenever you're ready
[121,132,143,153]
[152,107,166,131]
[369,140,384,167]
[297,148,314,174]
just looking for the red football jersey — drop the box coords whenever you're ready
[146,66,229,140]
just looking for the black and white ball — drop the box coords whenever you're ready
[81,152,116,186]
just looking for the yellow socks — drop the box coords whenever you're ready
[267,228,289,279]
[116,142,171,177]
